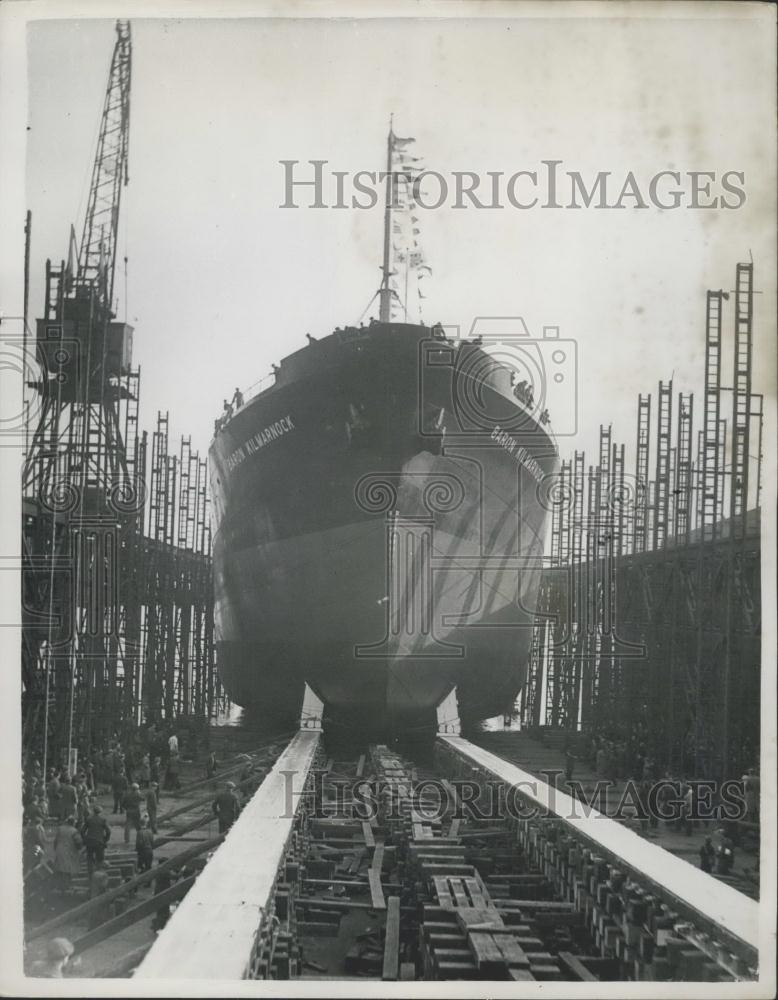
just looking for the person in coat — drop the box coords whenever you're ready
[123,782,143,845]
[145,783,159,834]
[139,753,151,788]
[47,771,62,820]
[212,781,242,834]
[81,803,111,873]
[164,752,181,791]
[112,770,128,815]
[58,775,77,820]
[23,817,48,874]
[24,795,44,826]
[715,830,735,875]
[699,836,715,873]
[75,776,90,828]
[53,816,83,892]
[135,817,155,872]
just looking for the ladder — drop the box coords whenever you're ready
[673,393,693,544]
[652,381,673,550]
[699,291,724,541]
[729,263,754,538]
[633,394,651,553]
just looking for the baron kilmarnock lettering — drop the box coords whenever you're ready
[225,415,296,472]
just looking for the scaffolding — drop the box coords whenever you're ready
[21,21,222,767]
[521,262,761,779]
[139,415,220,729]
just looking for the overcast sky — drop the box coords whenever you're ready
[26,11,776,477]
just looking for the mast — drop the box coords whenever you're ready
[378,121,394,322]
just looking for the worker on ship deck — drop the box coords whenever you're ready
[514,379,530,407]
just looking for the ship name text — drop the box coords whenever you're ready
[490,425,544,482]
[225,415,296,472]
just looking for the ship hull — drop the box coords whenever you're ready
[209,324,558,736]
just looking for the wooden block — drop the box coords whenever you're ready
[467,930,505,972]
[679,947,705,980]
[436,960,478,979]
[558,951,598,981]
[495,936,530,969]
[428,932,464,947]
[422,864,475,877]
[530,963,562,980]
[463,877,491,910]
[382,896,401,981]
[456,908,505,932]
[362,822,375,849]
[400,961,415,980]
[509,968,535,981]
[515,937,544,951]
[368,868,386,910]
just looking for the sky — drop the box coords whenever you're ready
[25,10,777,479]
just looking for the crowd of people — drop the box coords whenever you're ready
[575,721,760,876]
[21,724,200,886]
[21,724,254,976]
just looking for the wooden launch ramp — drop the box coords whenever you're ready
[130,731,760,983]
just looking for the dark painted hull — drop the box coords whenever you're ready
[209,323,558,735]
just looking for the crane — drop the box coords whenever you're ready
[26,19,136,497]
[73,19,132,309]
[22,20,140,768]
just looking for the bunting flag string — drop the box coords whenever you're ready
[387,128,431,323]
